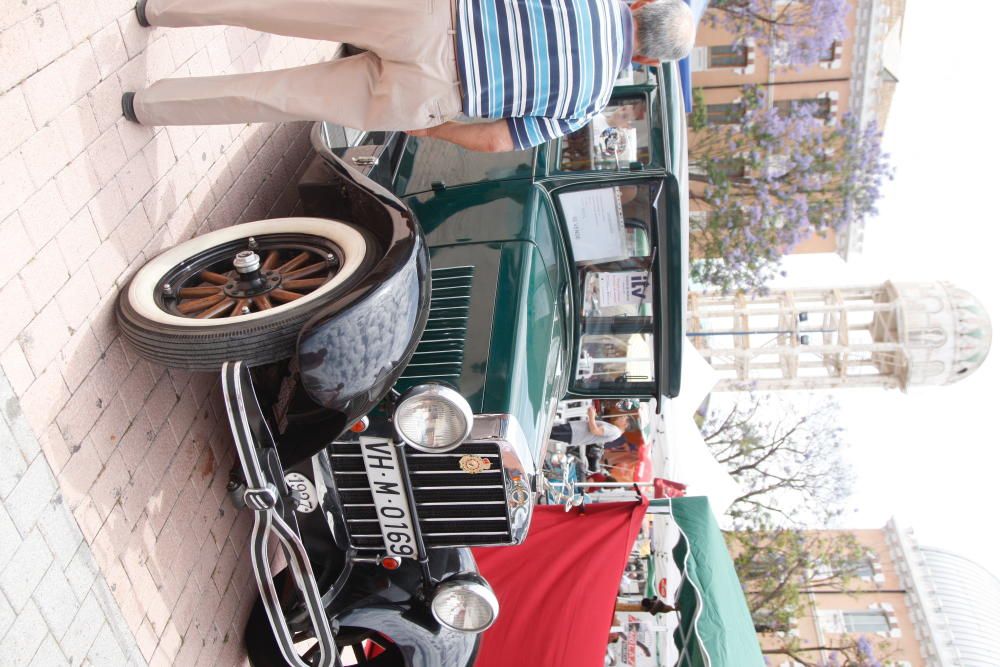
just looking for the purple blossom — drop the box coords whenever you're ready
[688,85,893,292]
[705,0,848,67]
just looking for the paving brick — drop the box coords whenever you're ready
[144,35,178,85]
[29,634,71,667]
[59,0,104,45]
[21,123,73,189]
[135,619,158,660]
[88,125,129,188]
[0,86,36,159]
[35,493,84,569]
[1,599,49,666]
[0,279,35,351]
[60,325,104,393]
[26,4,75,71]
[37,422,73,476]
[0,587,14,642]
[55,267,101,331]
[53,97,101,160]
[141,128,177,183]
[33,560,81,635]
[87,79,123,143]
[117,361,158,419]
[120,462,156,525]
[61,593,105,665]
[91,339,132,397]
[19,363,71,438]
[89,450,128,521]
[56,153,102,218]
[0,21,36,94]
[59,441,103,511]
[20,239,71,312]
[86,237,129,297]
[0,529,54,611]
[90,21,128,80]
[20,179,73,250]
[0,150,36,223]
[1,341,36,397]
[0,425,28,508]
[63,541,100,602]
[4,453,59,535]
[0,212,34,288]
[22,40,101,127]
[113,199,154,262]
[56,208,102,274]
[117,411,155,473]
[56,386,104,455]
[118,115,156,161]
[20,300,73,375]
[88,182,129,242]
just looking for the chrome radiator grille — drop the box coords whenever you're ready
[393,266,473,393]
[328,441,514,551]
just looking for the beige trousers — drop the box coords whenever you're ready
[134,0,463,129]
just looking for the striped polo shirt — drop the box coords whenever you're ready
[455,0,634,150]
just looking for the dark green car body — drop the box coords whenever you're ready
[318,62,689,466]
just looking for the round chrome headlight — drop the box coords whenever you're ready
[431,578,499,633]
[393,384,473,452]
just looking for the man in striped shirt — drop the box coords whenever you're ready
[123,0,694,153]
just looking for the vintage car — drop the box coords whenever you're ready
[117,63,689,666]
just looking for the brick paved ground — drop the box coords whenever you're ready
[1,2,341,664]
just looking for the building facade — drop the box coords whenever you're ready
[761,522,1000,667]
[689,0,905,259]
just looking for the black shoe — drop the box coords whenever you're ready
[135,0,150,27]
[121,92,139,123]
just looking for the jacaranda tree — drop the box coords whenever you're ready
[688,85,892,292]
[706,0,848,67]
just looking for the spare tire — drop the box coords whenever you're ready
[117,217,377,371]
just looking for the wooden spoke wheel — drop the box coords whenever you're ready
[117,218,377,370]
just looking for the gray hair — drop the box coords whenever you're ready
[633,0,696,62]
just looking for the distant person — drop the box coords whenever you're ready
[122,0,695,152]
[550,406,630,471]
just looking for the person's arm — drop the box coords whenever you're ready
[587,406,606,437]
[407,120,514,152]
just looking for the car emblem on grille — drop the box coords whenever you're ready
[508,479,530,509]
[458,455,492,474]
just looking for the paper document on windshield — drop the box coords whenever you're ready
[561,187,629,263]
[598,271,650,308]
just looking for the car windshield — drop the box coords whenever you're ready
[554,182,660,395]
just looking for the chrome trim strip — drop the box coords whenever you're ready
[412,484,505,490]
[418,500,506,506]
[423,531,510,537]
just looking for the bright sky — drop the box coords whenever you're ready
[776,2,1000,579]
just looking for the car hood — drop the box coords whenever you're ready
[393,239,565,463]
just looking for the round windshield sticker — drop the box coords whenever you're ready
[657,578,668,598]
[284,472,318,513]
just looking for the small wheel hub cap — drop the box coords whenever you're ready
[233,250,261,274]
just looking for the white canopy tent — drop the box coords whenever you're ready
[650,340,738,524]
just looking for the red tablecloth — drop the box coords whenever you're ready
[472,499,648,667]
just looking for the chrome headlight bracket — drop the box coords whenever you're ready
[430,576,500,633]
[393,383,474,452]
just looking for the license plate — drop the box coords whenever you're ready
[359,437,418,559]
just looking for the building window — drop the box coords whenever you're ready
[843,611,890,633]
[820,41,843,69]
[849,558,875,579]
[709,45,749,68]
[820,42,838,64]
[774,97,832,120]
[706,102,743,125]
